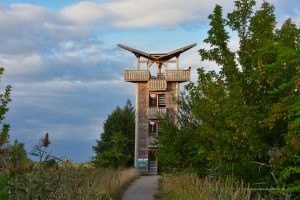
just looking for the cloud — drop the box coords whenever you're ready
[60,0,234,29]
[12,79,134,98]
[0,3,95,58]
[0,1,135,163]
[108,0,235,28]
[1,54,43,76]
[7,77,135,160]
[61,1,107,24]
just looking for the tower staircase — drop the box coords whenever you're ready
[149,160,158,175]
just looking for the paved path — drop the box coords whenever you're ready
[122,176,159,200]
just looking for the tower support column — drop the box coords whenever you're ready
[134,83,139,168]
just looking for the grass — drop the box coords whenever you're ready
[58,164,139,200]
[1,134,140,200]
[157,173,292,200]
[94,167,140,199]
[158,174,250,200]
[6,162,139,200]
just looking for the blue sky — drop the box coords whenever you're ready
[1,0,300,162]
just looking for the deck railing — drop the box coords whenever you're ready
[148,79,167,91]
[148,107,167,119]
[166,69,191,82]
[124,69,190,82]
[124,70,150,82]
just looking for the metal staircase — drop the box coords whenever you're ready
[149,160,158,175]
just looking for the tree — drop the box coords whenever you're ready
[0,67,12,170]
[263,49,300,193]
[157,92,207,174]
[93,100,135,168]
[158,0,300,192]
[0,67,11,199]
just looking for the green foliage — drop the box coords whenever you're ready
[158,1,300,198]
[7,134,60,199]
[158,174,261,200]
[7,140,31,176]
[4,134,139,200]
[0,172,9,200]
[0,68,11,199]
[0,67,11,171]
[93,99,135,168]
[279,166,300,187]
[0,68,11,124]
[158,106,206,174]
[276,18,300,49]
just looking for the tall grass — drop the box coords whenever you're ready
[158,174,293,200]
[7,162,139,200]
[92,167,140,199]
[158,174,272,200]
[2,134,139,200]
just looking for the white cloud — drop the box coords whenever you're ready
[109,0,234,28]
[0,4,55,38]
[1,54,43,76]
[61,1,107,24]
[10,79,134,104]
[59,0,234,29]
[101,0,300,29]
[58,0,297,30]
[0,3,93,57]
[0,4,49,28]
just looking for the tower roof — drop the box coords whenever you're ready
[118,43,197,61]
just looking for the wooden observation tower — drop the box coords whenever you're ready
[118,43,196,175]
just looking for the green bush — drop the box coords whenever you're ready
[0,172,9,200]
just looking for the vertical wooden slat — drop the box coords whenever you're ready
[165,70,191,81]
[148,79,167,91]
[124,70,150,81]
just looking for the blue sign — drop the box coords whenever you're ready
[138,159,148,169]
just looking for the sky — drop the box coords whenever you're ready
[1,0,300,162]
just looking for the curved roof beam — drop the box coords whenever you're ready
[118,43,197,61]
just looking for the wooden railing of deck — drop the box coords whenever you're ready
[124,70,150,82]
[148,79,167,91]
[148,107,167,119]
[166,70,191,82]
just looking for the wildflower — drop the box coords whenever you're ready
[40,133,51,148]
[267,147,281,160]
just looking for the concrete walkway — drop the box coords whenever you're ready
[122,176,159,200]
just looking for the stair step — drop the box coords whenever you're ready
[148,160,157,175]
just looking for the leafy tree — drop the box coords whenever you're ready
[0,67,11,199]
[93,100,135,168]
[158,0,300,194]
[276,18,300,50]
[264,49,300,194]
[0,67,11,170]
[158,93,206,174]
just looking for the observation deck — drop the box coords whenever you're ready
[124,69,191,83]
